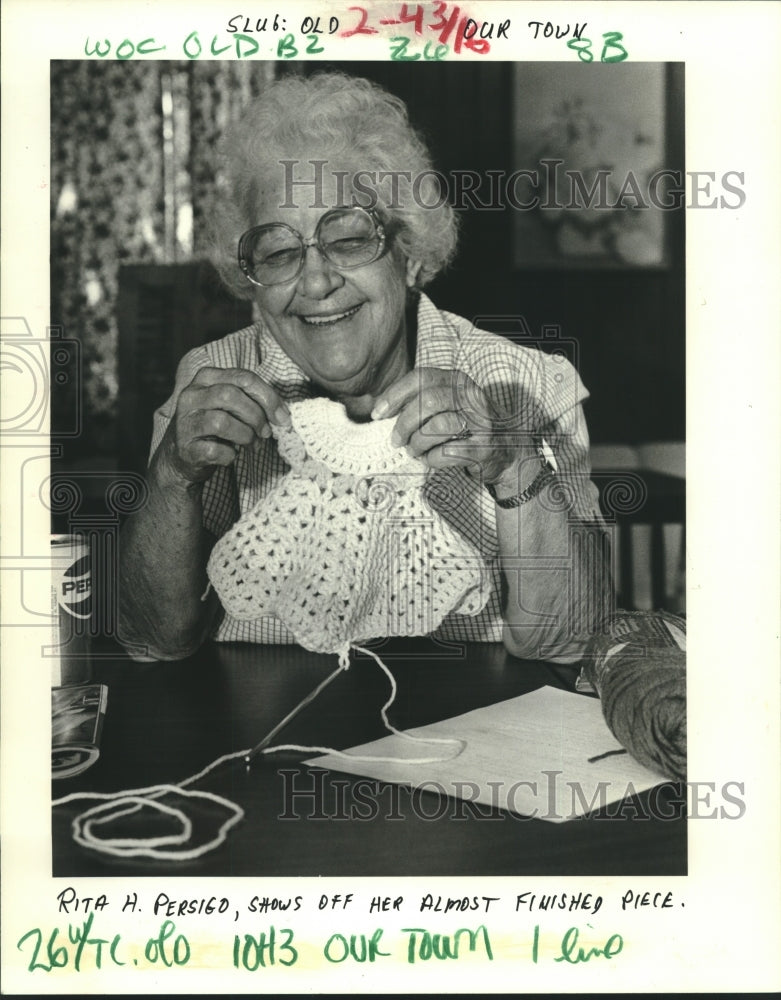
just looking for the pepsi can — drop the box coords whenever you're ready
[51,534,92,685]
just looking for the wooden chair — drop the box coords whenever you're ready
[591,444,685,613]
[117,262,252,475]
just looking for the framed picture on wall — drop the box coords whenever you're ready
[512,63,673,269]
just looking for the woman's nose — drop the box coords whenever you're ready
[297,244,344,298]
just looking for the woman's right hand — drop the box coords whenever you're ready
[154,367,291,485]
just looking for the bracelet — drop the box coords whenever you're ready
[485,467,555,508]
[485,438,557,509]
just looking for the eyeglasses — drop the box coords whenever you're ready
[238,206,387,287]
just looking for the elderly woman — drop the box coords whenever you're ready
[119,71,611,664]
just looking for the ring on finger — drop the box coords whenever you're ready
[452,413,472,441]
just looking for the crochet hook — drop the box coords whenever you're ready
[244,661,348,765]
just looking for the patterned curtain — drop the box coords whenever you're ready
[50,61,276,461]
[188,62,276,255]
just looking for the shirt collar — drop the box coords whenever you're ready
[414,291,455,368]
[256,323,312,402]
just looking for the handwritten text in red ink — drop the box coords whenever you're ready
[341,2,509,53]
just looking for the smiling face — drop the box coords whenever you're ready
[252,166,420,417]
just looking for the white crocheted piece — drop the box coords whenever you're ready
[207,397,491,657]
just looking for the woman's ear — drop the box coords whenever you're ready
[405,259,422,288]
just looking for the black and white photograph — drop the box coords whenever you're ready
[47,57,688,878]
[1,1,779,994]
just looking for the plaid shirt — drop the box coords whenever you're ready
[151,293,602,644]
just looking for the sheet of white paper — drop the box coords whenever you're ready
[307,686,667,823]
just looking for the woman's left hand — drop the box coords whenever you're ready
[371,367,516,482]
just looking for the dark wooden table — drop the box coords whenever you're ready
[52,638,686,877]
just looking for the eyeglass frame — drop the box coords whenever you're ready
[238,205,388,288]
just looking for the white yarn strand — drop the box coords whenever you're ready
[53,645,464,860]
[257,644,465,765]
[52,751,249,861]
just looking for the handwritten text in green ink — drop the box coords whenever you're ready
[17,920,627,973]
